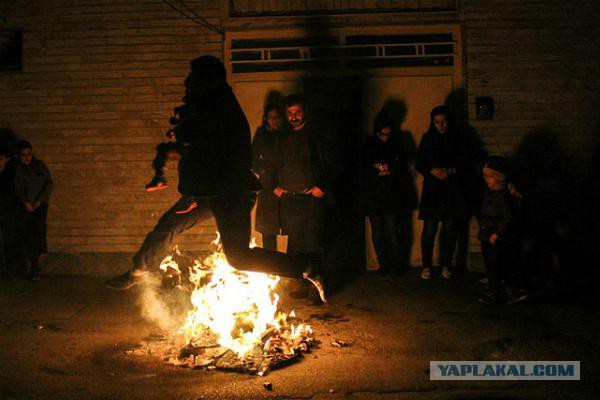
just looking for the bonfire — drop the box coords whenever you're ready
[130,235,314,375]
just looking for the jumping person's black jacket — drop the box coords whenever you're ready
[176,85,260,197]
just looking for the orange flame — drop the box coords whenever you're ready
[163,234,311,359]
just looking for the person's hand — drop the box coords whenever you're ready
[305,186,325,198]
[489,233,499,245]
[374,163,391,176]
[431,168,449,180]
[508,182,523,199]
[24,202,35,212]
[273,187,287,198]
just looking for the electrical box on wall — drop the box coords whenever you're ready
[476,96,494,120]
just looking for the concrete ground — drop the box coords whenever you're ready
[0,267,598,400]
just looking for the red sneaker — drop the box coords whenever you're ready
[145,176,168,192]
[175,199,198,214]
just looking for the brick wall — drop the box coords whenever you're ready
[0,0,223,253]
[1,0,598,261]
[463,0,600,160]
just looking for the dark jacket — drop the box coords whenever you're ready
[252,126,280,235]
[415,130,466,220]
[176,85,260,196]
[478,188,521,243]
[275,123,338,240]
[14,158,53,206]
[275,122,338,201]
[361,135,406,215]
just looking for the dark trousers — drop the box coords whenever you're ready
[20,203,48,275]
[281,194,324,255]
[421,217,459,268]
[481,240,519,297]
[133,193,307,279]
[454,216,471,272]
[151,142,183,177]
[369,214,401,271]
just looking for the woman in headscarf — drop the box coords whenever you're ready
[416,106,467,280]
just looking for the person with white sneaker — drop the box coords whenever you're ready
[416,106,468,280]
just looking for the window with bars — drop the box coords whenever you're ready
[230,33,455,73]
[230,0,458,17]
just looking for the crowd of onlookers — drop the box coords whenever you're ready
[369,105,529,304]
[250,99,585,305]
[362,104,588,305]
[0,140,52,281]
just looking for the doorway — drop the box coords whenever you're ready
[228,24,463,270]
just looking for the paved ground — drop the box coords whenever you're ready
[0,268,598,400]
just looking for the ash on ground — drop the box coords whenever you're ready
[128,325,314,376]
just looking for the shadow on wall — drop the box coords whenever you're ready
[380,97,418,270]
[263,90,284,112]
[303,76,365,278]
[512,129,598,282]
[513,129,572,223]
[0,128,18,151]
[445,88,487,214]
[444,88,487,271]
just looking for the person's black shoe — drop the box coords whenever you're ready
[105,270,145,289]
[145,176,168,192]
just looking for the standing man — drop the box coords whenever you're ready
[274,95,338,298]
[107,57,326,303]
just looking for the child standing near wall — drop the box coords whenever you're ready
[14,140,53,281]
[478,156,526,304]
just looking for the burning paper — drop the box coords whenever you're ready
[133,235,314,375]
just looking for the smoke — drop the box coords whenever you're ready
[136,273,189,333]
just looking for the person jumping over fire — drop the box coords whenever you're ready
[106,56,327,303]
